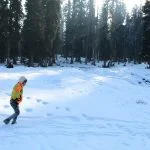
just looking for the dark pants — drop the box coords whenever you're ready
[7,100,20,121]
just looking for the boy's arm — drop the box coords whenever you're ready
[14,84,23,103]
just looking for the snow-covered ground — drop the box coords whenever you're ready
[0,63,150,150]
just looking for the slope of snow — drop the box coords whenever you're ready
[0,63,150,150]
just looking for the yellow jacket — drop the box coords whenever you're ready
[11,82,23,103]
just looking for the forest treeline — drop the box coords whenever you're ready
[0,0,150,68]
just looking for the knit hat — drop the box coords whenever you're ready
[19,76,27,84]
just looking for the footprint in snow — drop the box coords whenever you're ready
[81,113,87,118]
[25,108,33,112]
[46,113,53,117]
[4,105,10,108]
[42,101,49,105]
[26,97,31,99]
[55,106,59,110]
[65,107,71,112]
[81,113,92,120]
[36,99,42,103]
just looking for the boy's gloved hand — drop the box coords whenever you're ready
[17,96,22,104]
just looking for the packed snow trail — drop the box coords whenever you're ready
[0,114,150,150]
[0,64,150,150]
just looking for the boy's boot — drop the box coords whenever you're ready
[3,118,10,125]
[11,119,17,125]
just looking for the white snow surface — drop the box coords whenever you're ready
[0,63,150,150]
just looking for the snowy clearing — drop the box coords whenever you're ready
[0,63,150,150]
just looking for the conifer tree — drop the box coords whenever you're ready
[0,0,9,61]
[143,0,150,67]
[42,0,61,65]
[22,0,45,66]
[8,0,23,59]
[70,0,86,63]
[86,0,96,64]
[109,0,126,61]
[98,0,111,67]
[64,0,72,60]
[130,6,143,63]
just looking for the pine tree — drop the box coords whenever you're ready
[70,0,87,63]
[86,0,96,64]
[98,0,111,67]
[64,0,72,60]
[22,0,45,66]
[109,0,126,62]
[42,0,61,65]
[143,0,150,67]
[130,6,143,63]
[8,0,23,60]
[0,0,9,61]
[123,14,132,60]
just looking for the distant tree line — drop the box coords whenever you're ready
[0,0,60,67]
[63,0,144,67]
[0,0,149,68]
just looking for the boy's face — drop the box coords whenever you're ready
[23,81,27,86]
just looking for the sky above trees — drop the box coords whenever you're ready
[95,0,145,12]
[22,0,145,13]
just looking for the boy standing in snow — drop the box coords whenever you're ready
[3,76,27,125]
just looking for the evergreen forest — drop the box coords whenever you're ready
[0,0,150,68]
